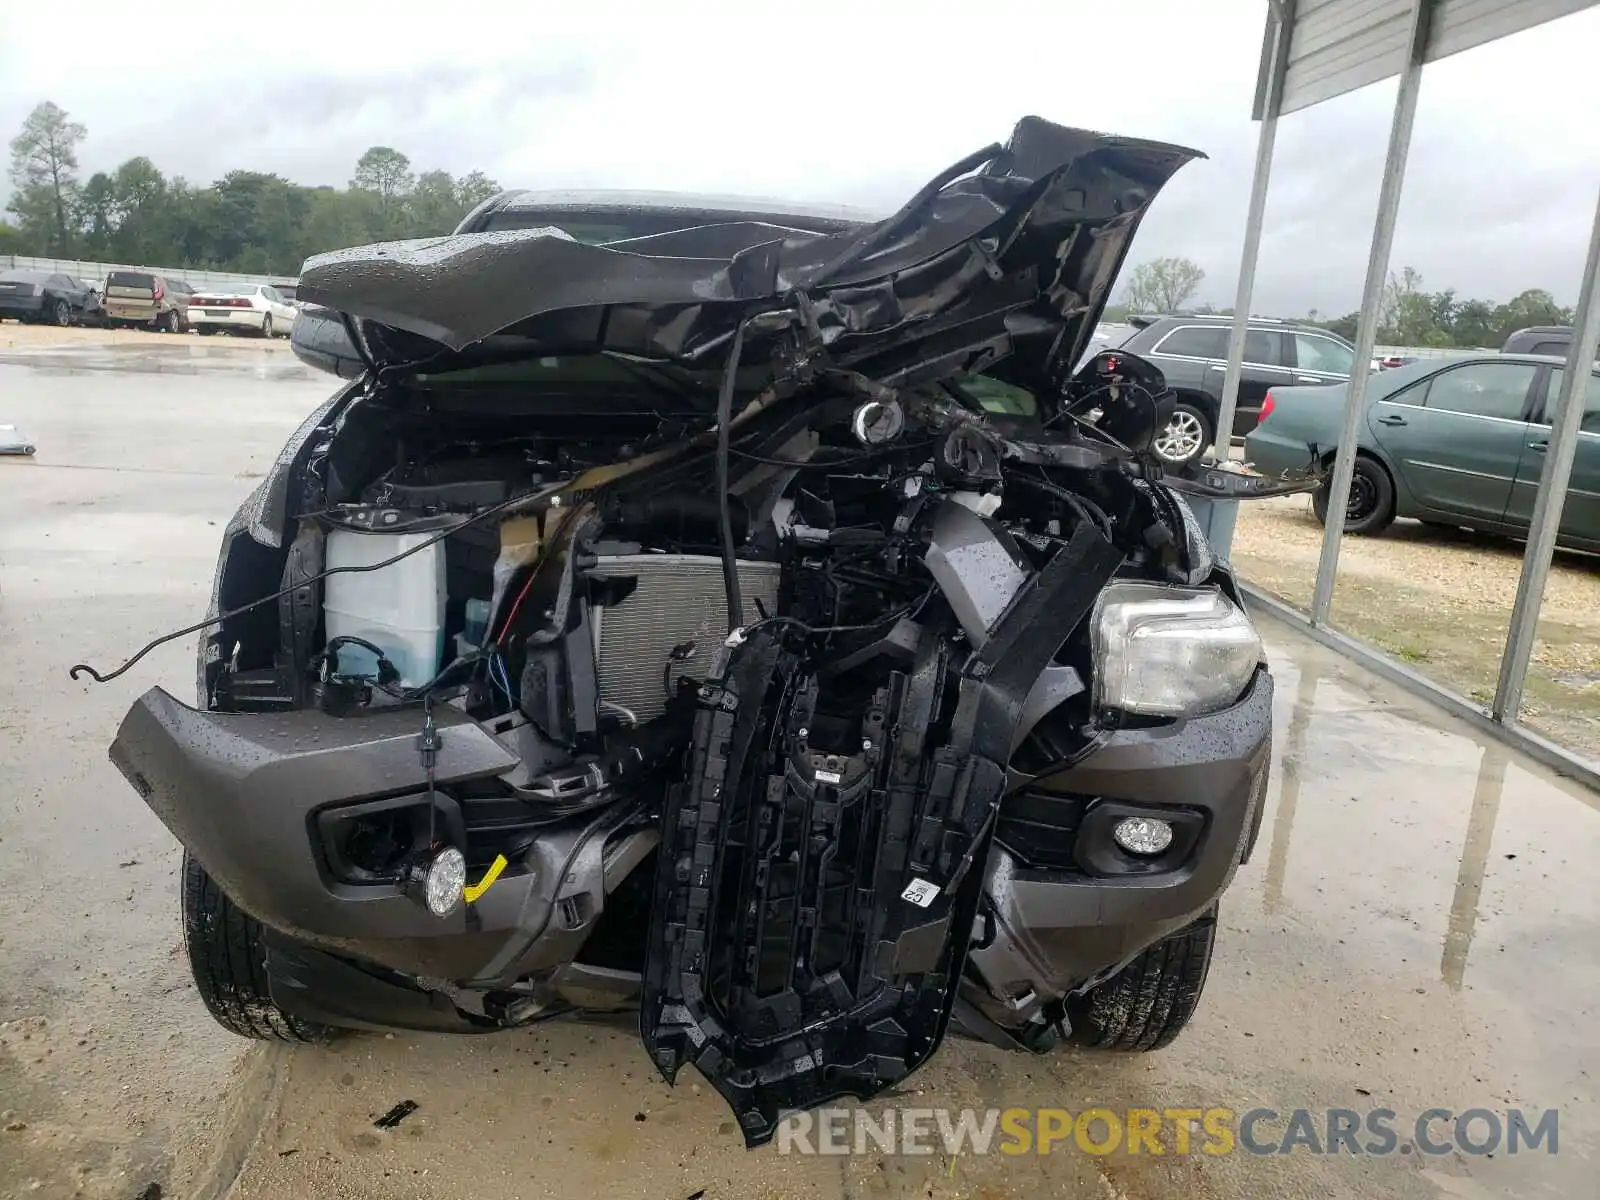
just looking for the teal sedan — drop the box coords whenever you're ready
[1244,354,1600,551]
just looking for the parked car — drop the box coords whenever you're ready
[189,285,298,338]
[272,282,300,305]
[0,423,37,455]
[0,270,95,325]
[1502,326,1574,356]
[101,270,191,332]
[1115,313,1358,467]
[101,119,1281,1147]
[1375,354,1420,371]
[1246,354,1600,550]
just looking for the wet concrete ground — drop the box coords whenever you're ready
[0,343,330,1199]
[2,342,1596,1199]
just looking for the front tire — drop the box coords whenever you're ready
[181,852,335,1043]
[51,298,71,326]
[1067,908,1217,1051]
[1312,454,1396,536]
[1152,401,1213,468]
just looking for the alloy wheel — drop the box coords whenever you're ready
[1154,410,1205,463]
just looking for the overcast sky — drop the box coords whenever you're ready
[3,0,1598,315]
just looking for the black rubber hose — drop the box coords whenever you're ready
[1008,472,1115,542]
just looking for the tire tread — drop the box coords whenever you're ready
[181,852,330,1043]
[1067,909,1217,1052]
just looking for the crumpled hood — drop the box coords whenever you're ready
[295,117,1201,396]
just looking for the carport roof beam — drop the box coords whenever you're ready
[1492,185,1600,722]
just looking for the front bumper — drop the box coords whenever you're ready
[969,667,1273,1020]
[109,689,608,983]
[112,665,1271,1014]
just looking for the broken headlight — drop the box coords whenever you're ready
[1090,583,1262,717]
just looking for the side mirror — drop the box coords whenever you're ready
[289,305,367,379]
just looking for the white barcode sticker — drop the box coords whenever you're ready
[900,878,941,908]
[815,769,843,784]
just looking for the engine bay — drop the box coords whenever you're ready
[205,349,1216,747]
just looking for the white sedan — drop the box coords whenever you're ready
[189,285,298,338]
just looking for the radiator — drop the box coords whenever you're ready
[587,554,782,723]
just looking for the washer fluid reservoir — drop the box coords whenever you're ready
[323,529,447,689]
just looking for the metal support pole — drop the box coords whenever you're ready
[1309,0,1432,624]
[1491,185,1600,721]
[1215,1,1294,459]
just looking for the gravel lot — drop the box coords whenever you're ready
[1232,497,1600,759]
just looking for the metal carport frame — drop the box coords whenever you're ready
[1217,0,1600,790]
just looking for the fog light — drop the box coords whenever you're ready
[423,847,467,916]
[1112,816,1173,856]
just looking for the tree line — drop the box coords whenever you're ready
[2,101,502,275]
[1115,256,1575,349]
[1313,265,1574,349]
[5,97,1582,335]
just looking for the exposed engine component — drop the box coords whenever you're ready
[851,397,904,446]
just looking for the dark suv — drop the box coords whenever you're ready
[1501,326,1573,356]
[1116,314,1357,466]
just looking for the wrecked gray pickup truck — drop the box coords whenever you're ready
[97,117,1290,1145]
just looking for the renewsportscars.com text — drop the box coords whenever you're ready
[775,1106,1560,1158]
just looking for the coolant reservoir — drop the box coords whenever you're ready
[324,529,447,688]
